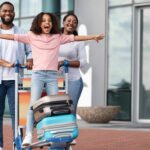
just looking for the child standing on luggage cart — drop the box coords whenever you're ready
[0,12,104,147]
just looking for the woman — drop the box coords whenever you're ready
[59,13,87,115]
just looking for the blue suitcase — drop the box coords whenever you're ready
[36,114,78,143]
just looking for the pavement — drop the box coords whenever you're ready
[3,118,150,150]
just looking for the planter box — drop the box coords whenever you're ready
[77,106,120,123]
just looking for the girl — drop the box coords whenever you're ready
[0,12,104,146]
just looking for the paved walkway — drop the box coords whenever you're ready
[3,118,150,150]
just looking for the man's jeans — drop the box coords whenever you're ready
[0,80,15,147]
[25,71,58,135]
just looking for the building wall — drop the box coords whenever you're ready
[74,0,106,106]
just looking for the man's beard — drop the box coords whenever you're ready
[1,17,14,25]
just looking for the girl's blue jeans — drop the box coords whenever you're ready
[25,70,58,134]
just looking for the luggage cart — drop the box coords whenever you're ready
[14,60,26,150]
[14,60,76,150]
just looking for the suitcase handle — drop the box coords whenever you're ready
[51,108,71,116]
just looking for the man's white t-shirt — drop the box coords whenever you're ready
[1,28,17,80]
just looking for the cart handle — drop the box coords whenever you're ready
[62,59,70,73]
[14,60,27,73]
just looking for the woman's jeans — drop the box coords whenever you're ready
[25,71,58,134]
[0,80,15,147]
[68,78,83,114]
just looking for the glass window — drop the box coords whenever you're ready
[108,7,132,88]
[60,13,67,27]
[138,8,150,119]
[61,0,74,12]
[134,0,150,2]
[42,0,60,13]
[107,7,132,120]
[21,0,42,17]
[13,19,19,26]
[109,0,132,6]
[60,0,74,27]
[20,18,33,31]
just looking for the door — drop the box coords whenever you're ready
[134,6,150,123]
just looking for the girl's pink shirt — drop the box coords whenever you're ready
[14,31,74,71]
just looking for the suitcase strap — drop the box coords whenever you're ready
[37,122,77,139]
[32,100,72,112]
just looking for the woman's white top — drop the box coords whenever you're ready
[59,41,87,80]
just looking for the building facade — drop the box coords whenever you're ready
[75,0,150,124]
[2,0,150,124]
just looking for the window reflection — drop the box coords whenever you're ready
[20,18,33,31]
[61,0,74,12]
[107,7,132,120]
[60,14,66,27]
[139,8,150,119]
[109,0,132,6]
[13,20,19,26]
[108,7,132,88]
[21,0,42,17]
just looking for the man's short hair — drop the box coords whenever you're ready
[0,1,14,11]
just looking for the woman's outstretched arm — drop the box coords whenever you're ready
[74,33,104,42]
[0,34,14,40]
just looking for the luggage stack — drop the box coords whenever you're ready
[31,94,78,143]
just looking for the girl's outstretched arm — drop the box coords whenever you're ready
[74,33,104,42]
[0,33,30,44]
[0,34,14,40]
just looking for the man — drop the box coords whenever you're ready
[0,1,32,149]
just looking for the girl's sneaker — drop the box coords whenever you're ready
[71,140,76,145]
[22,133,32,147]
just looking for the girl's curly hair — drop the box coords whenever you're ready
[30,12,60,35]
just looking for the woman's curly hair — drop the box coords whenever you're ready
[30,12,60,35]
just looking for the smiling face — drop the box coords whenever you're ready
[63,15,78,34]
[40,14,53,34]
[0,3,15,26]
